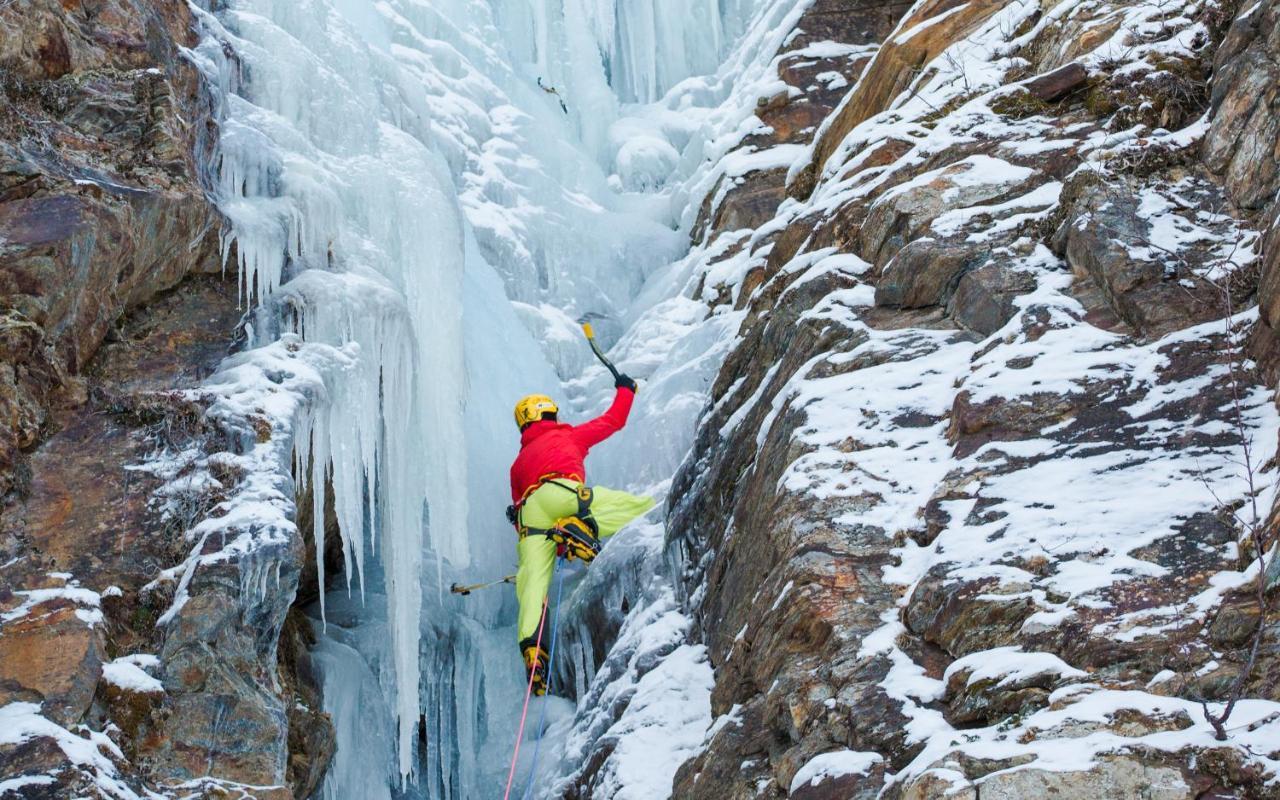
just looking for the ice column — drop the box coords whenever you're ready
[193,0,469,780]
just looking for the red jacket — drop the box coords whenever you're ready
[510,387,635,503]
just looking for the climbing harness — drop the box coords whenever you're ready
[449,574,516,595]
[502,559,567,800]
[509,478,602,564]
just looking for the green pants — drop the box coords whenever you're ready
[515,481,655,642]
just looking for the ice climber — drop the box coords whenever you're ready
[507,377,654,695]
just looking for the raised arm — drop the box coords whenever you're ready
[569,385,636,450]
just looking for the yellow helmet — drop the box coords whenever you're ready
[514,394,559,429]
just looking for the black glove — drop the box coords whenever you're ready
[505,505,519,526]
[615,373,637,392]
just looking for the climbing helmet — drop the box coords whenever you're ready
[514,394,558,429]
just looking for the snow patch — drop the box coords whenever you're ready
[102,655,164,694]
[790,749,883,793]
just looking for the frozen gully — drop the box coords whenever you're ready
[189,0,765,795]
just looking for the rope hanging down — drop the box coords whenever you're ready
[519,564,567,800]
[502,559,566,800]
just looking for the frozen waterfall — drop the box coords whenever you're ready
[187,0,772,796]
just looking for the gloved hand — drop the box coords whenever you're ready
[615,373,637,392]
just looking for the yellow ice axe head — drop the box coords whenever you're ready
[580,318,620,379]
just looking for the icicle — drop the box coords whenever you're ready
[193,0,773,792]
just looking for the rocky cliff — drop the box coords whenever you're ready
[4,0,1280,798]
[656,0,1280,796]
[0,2,331,797]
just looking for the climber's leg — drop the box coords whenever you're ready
[588,486,656,538]
[515,533,557,644]
[513,483,652,634]
[514,482,577,644]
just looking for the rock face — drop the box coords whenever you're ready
[0,2,333,797]
[1208,0,1280,381]
[657,0,1280,797]
[789,0,1009,199]
[691,0,910,248]
[6,0,1280,798]
[1204,0,1280,213]
[0,0,223,498]
[1052,171,1231,337]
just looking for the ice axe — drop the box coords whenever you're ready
[450,574,515,596]
[579,319,622,383]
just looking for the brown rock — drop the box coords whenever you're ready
[708,169,789,238]
[0,735,74,796]
[1203,0,1280,212]
[905,570,1036,657]
[944,663,1059,727]
[1211,0,1280,360]
[0,0,325,772]
[786,0,916,52]
[947,263,1038,336]
[860,158,1042,269]
[0,0,223,499]
[648,0,1280,796]
[0,600,104,727]
[152,572,297,787]
[1052,172,1225,338]
[948,383,1089,458]
[7,275,241,586]
[697,0,906,246]
[1023,62,1089,103]
[790,757,886,800]
[794,0,1008,195]
[875,238,987,309]
[978,756,1194,799]
[898,771,979,800]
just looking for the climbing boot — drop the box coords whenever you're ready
[521,638,549,696]
[551,517,601,563]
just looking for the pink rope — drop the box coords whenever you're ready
[502,597,549,800]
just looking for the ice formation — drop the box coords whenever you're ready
[179,0,787,795]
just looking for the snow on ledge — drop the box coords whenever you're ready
[1,583,103,629]
[138,334,357,628]
[0,702,136,799]
[790,749,883,794]
[943,646,1088,689]
[102,655,164,694]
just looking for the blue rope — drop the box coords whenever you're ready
[519,558,567,800]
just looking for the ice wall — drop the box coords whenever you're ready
[495,0,758,108]
[523,1,830,793]
[187,0,772,795]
